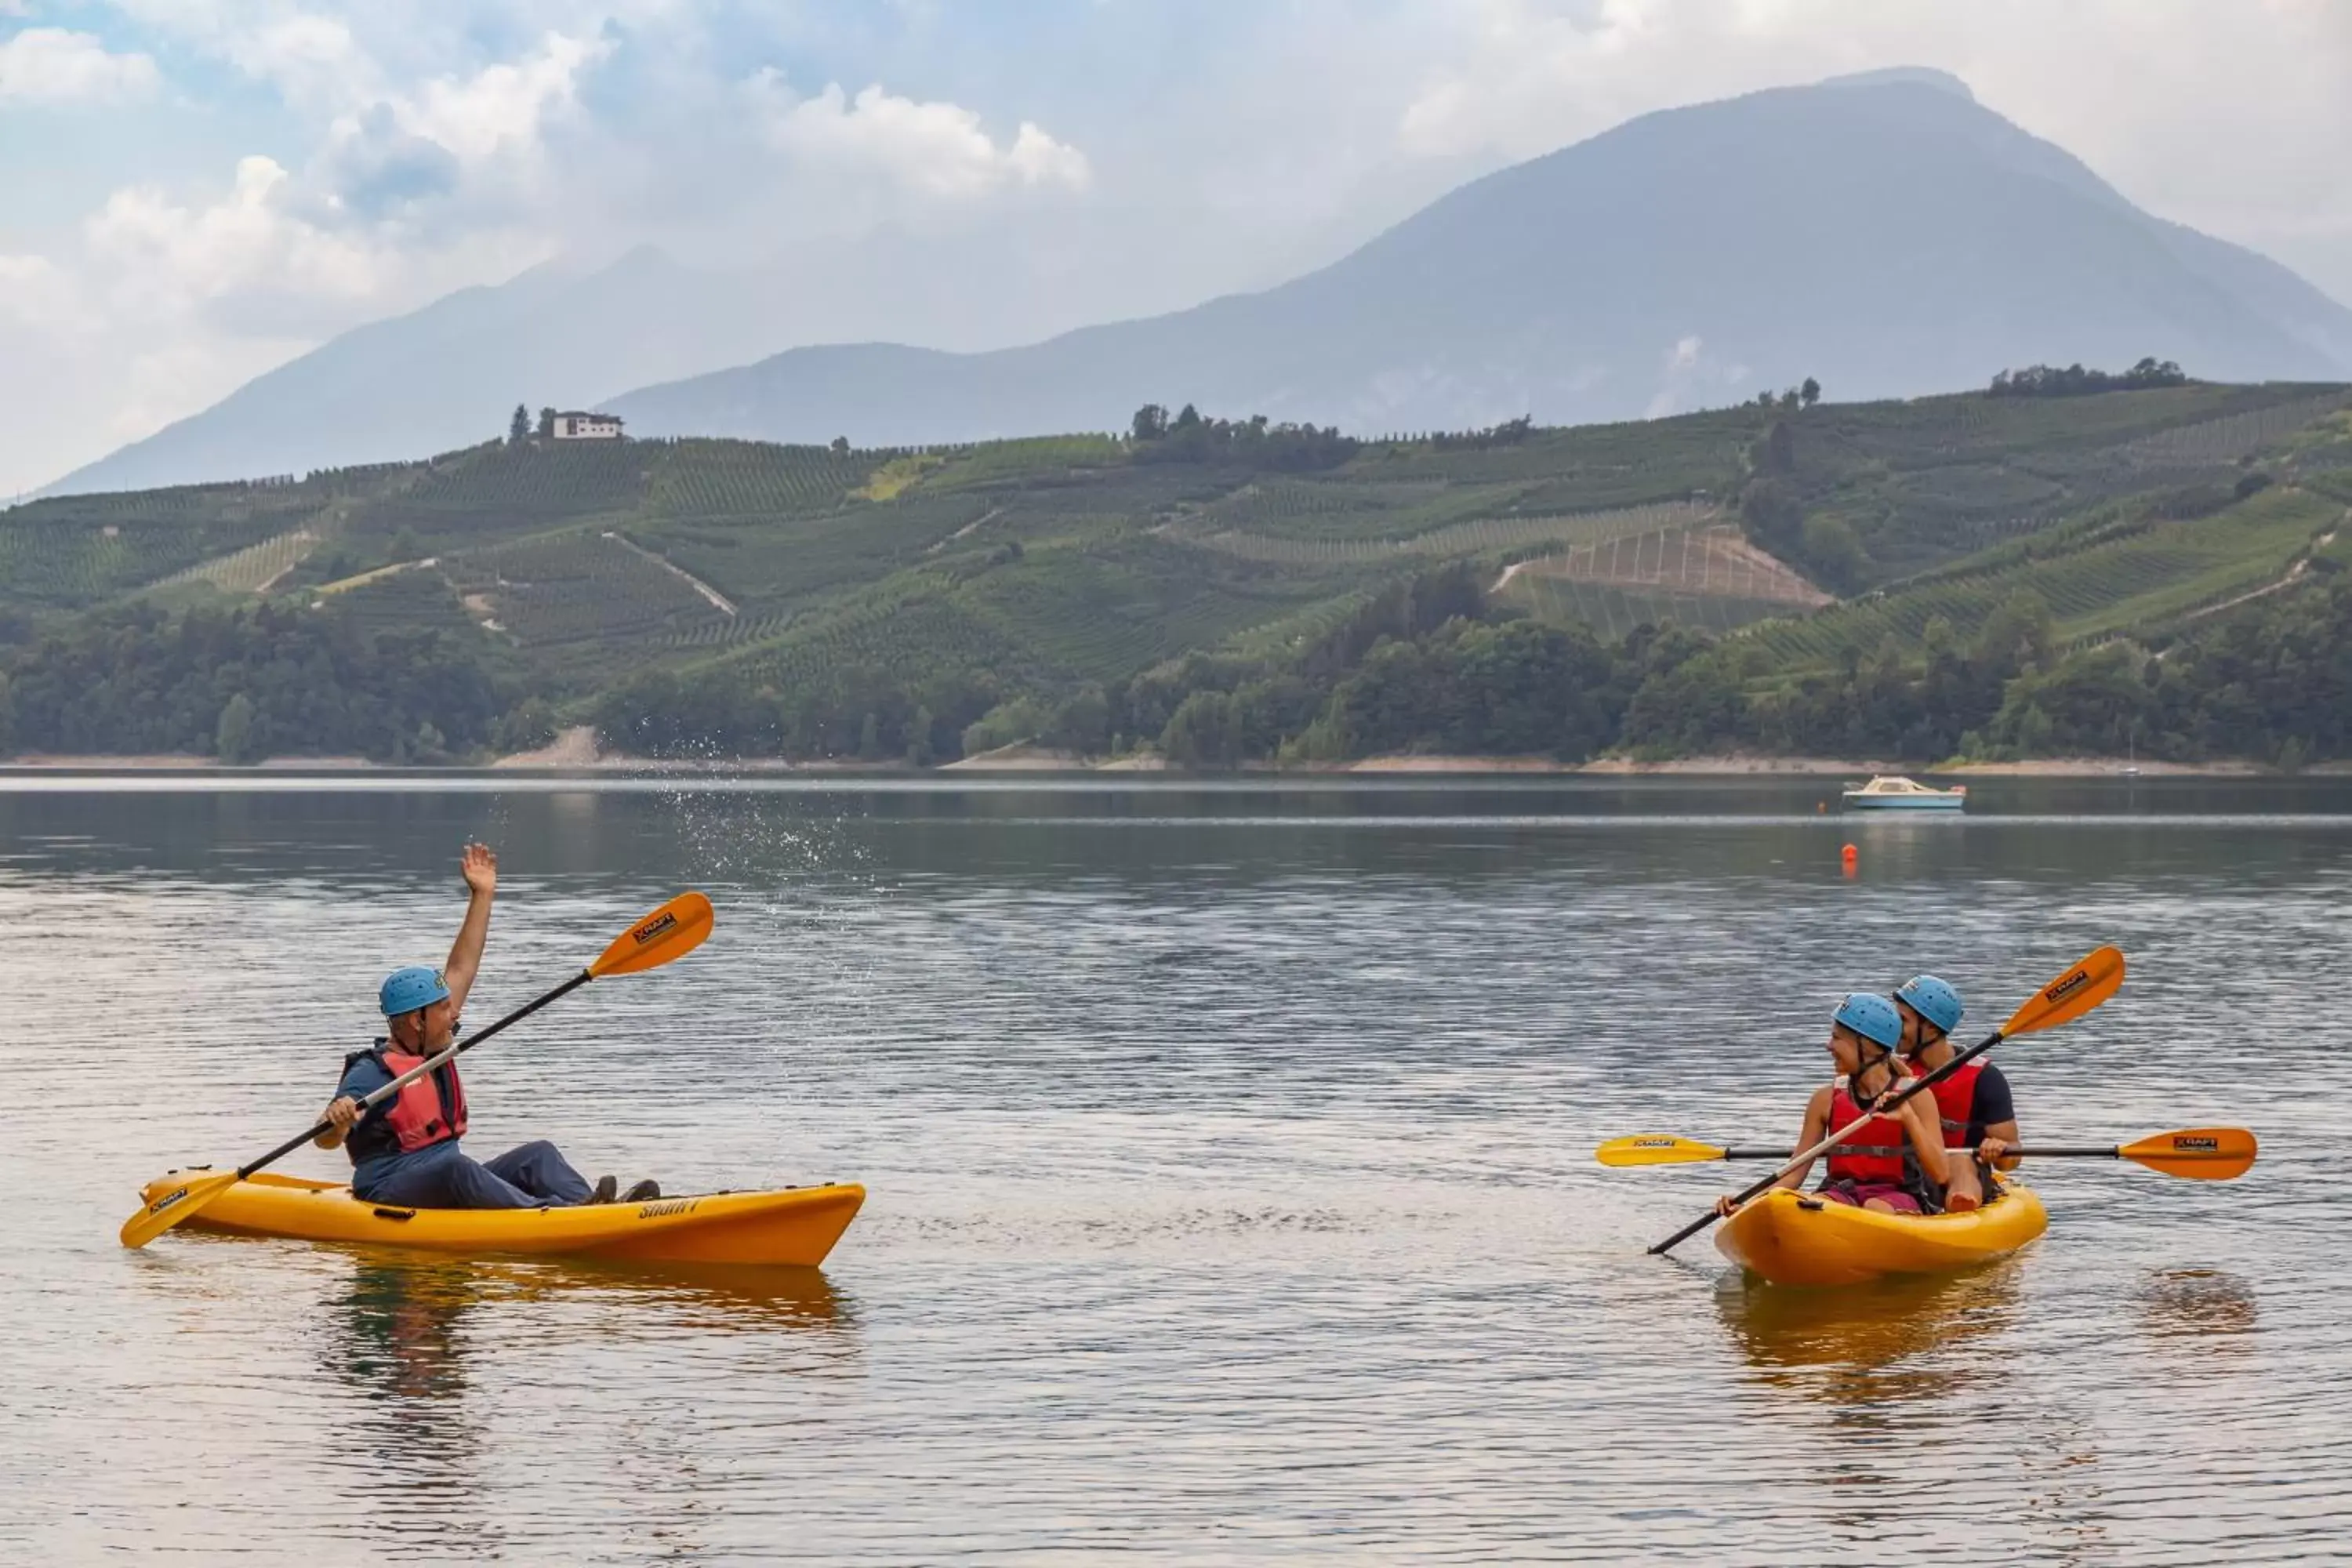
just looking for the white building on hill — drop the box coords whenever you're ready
[552,411,625,440]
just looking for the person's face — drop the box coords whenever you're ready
[1896,1000,1924,1051]
[389,996,457,1051]
[1826,1024,1865,1076]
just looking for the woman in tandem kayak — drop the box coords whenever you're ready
[315,843,659,1209]
[1715,993,1950,1218]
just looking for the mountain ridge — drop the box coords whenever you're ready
[607,72,2352,446]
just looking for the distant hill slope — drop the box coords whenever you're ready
[611,69,2352,446]
[7,377,2348,702]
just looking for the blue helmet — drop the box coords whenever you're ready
[379,965,451,1018]
[1832,992,1904,1052]
[1895,974,1965,1036]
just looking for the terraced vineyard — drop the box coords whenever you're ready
[633,494,996,612]
[1509,579,1812,641]
[0,513,299,610]
[154,528,323,595]
[1189,499,1715,564]
[327,563,485,637]
[1763,383,2352,589]
[645,439,876,517]
[443,531,729,666]
[1743,484,2345,667]
[955,538,1367,681]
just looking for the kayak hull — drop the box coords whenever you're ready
[136,1171,863,1267]
[1715,1183,2046,1287]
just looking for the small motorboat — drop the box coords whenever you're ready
[1840,775,1966,811]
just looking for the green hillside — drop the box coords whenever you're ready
[3,376,2350,766]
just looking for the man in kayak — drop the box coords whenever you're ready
[315,842,659,1208]
[1892,974,2020,1212]
[1716,993,1950,1217]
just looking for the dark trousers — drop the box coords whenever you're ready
[360,1139,593,1209]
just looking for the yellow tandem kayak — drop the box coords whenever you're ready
[1715,1182,2047,1287]
[134,1171,864,1267]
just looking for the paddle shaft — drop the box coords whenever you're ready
[1715,1145,2090,1159]
[1646,1026,2003,1255]
[236,968,592,1180]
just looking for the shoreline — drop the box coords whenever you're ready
[0,748,2328,779]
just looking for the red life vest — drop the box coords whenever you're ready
[1825,1080,1909,1183]
[1905,1056,1984,1148]
[373,1047,468,1152]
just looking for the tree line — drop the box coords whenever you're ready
[6,558,2347,769]
[1987,358,2188,398]
[0,600,543,763]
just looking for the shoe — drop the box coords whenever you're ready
[621,1179,662,1203]
[590,1174,619,1204]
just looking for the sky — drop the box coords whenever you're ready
[2,0,2350,497]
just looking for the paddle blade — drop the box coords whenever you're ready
[2121,1127,2258,1181]
[1597,1135,1730,1167]
[1999,946,2125,1037]
[589,891,714,978]
[118,1169,241,1249]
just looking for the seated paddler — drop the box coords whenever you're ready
[1893,973,2020,1211]
[1716,992,1949,1218]
[315,842,658,1209]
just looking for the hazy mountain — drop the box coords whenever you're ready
[49,68,2352,495]
[610,68,2352,445]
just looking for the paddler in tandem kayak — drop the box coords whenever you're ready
[315,842,659,1208]
[1892,974,2020,1212]
[1715,993,1950,1218]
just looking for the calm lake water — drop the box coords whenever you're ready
[2,775,2347,1563]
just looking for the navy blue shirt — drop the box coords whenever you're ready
[334,1052,456,1194]
[1965,1062,2017,1146]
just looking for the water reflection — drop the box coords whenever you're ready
[1716,1259,2027,1406]
[325,1252,854,1421]
[328,1258,489,1484]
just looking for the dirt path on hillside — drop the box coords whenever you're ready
[604,531,737,616]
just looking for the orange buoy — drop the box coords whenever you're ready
[1841,842,1859,878]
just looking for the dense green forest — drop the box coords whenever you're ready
[2,366,2348,767]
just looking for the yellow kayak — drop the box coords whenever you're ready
[135,1171,864,1267]
[1715,1182,2047,1287]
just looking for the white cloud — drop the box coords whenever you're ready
[0,27,162,104]
[753,77,1091,200]
[396,30,605,164]
[87,156,388,312]
[0,255,97,332]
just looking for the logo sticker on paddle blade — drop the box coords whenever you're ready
[631,910,677,947]
[2043,968,2092,1006]
[146,1187,187,1215]
[2174,1135,2220,1152]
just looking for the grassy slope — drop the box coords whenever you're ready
[5,384,2349,714]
